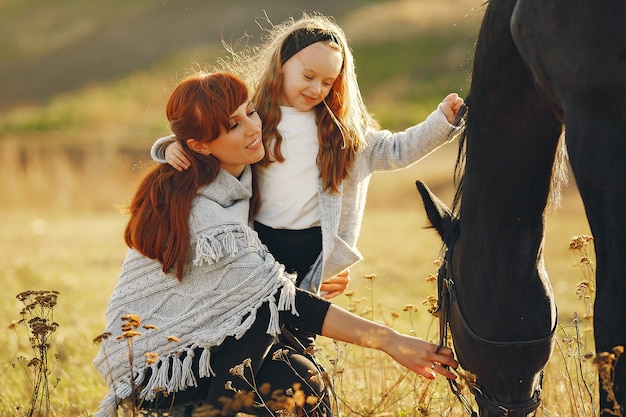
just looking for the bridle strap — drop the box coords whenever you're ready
[436,253,478,416]
[446,276,557,348]
[435,241,553,416]
[473,381,543,416]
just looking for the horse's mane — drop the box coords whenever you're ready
[547,129,568,212]
[450,97,469,216]
[450,98,568,216]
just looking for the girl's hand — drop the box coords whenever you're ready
[320,269,350,299]
[166,141,191,171]
[440,93,465,125]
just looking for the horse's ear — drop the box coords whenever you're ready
[415,180,454,241]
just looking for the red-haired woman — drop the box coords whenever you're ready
[93,71,458,417]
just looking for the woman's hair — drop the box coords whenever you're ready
[125,71,249,281]
[220,12,379,193]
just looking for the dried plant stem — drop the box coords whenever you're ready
[14,290,60,417]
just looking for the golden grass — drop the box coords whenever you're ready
[0,144,600,416]
[1,215,118,415]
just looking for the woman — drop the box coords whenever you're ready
[94,71,458,417]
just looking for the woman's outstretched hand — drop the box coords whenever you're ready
[384,332,458,380]
[321,304,458,380]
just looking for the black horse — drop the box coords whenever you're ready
[416,0,626,416]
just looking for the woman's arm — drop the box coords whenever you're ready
[320,304,458,380]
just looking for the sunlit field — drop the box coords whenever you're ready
[0,1,604,415]
[0,154,598,416]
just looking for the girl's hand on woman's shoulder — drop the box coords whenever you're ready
[166,141,191,171]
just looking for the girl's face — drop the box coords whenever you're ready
[279,41,343,111]
[198,100,263,177]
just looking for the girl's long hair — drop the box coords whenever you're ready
[124,72,249,281]
[220,12,379,195]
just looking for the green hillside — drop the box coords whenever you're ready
[0,0,484,209]
[0,0,482,111]
[0,0,367,109]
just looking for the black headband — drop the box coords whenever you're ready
[280,28,341,64]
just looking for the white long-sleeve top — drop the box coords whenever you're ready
[255,106,321,229]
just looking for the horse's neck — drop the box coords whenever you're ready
[456,0,563,289]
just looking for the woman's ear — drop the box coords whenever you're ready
[187,139,211,155]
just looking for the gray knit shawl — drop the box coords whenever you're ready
[93,166,297,417]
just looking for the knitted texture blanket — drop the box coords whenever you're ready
[93,167,298,417]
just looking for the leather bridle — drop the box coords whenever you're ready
[434,235,557,416]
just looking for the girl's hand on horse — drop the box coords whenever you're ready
[165,140,191,171]
[441,93,465,125]
[320,269,350,299]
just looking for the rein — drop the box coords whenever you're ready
[435,234,557,416]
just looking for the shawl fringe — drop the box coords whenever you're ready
[95,222,296,415]
[193,229,266,267]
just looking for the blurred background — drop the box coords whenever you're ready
[0,2,594,413]
[0,0,483,210]
[0,0,594,341]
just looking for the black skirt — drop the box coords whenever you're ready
[254,221,322,286]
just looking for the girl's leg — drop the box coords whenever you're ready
[253,222,323,350]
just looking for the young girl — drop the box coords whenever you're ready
[152,13,465,303]
[94,70,458,417]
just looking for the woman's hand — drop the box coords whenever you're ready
[320,269,350,299]
[383,332,458,380]
[440,93,465,125]
[166,141,191,171]
[321,304,459,380]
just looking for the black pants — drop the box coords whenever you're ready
[254,221,322,349]
[141,290,331,416]
[253,221,321,286]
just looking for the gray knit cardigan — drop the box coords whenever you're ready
[93,166,298,417]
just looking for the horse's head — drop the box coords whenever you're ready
[416,180,556,417]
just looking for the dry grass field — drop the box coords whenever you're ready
[0,0,602,415]
[0,148,597,416]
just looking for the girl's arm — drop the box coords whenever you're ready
[320,303,458,380]
[150,135,191,171]
[362,92,465,173]
[150,135,175,163]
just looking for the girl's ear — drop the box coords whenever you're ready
[187,139,211,155]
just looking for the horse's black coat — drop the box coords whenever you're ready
[417,1,626,415]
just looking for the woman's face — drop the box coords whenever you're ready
[278,41,343,111]
[203,100,263,177]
